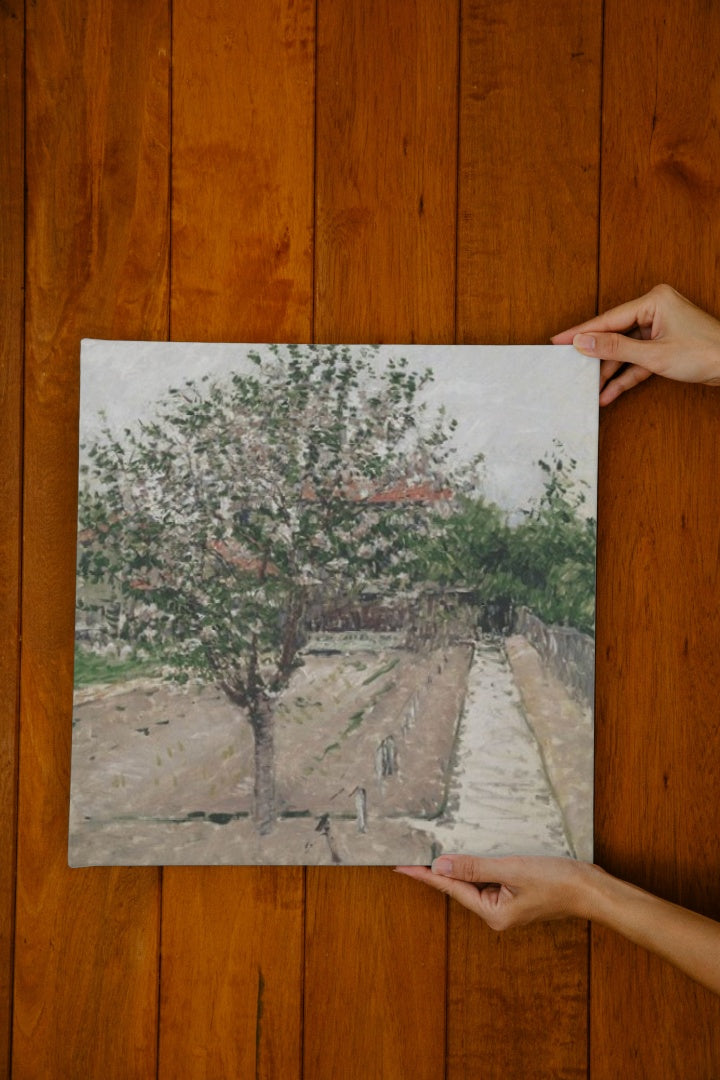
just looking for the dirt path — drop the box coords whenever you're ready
[403,639,574,858]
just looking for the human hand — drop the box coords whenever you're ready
[398,854,720,994]
[551,283,720,405]
[395,855,602,930]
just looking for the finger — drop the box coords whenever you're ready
[599,365,653,406]
[552,291,660,341]
[473,884,513,926]
[572,331,667,372]
[599,357,624,390]
[552,315,651,345]
[395,865,433,882]
[552,320,646,347]
[396,866,487,915]
[551,328,583,345]
[432,854,515,885]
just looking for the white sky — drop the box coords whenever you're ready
[80,340,598,516]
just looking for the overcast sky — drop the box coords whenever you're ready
[80,340,598,516]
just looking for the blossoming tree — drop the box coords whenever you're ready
[78,344,469,832]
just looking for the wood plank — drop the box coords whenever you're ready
[158,3,314,1076]
[306,3,458,1076]
[457,1,602,345]
[171,0,315,343]
[449,3,602,1076]
[314,1,458,347]
[594,383,720,1073]
[0,2,24,1074]
[160,869,303,1079]
[594,5,720,1066]
[449,922,587,1078]
[14,1,170,1076]
[305,869,448,1079]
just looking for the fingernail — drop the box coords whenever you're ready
[432,857,453,875]
[573,333,596,352]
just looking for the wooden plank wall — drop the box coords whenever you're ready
[593,3,720,1074]
[0,2,23,1076]
[2,1,719,1076]
[16,3,168,1077]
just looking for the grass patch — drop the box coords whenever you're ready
[361,658,399,686]
[318,741,341,760]
[342,710,365,736]
[73,647,162,687]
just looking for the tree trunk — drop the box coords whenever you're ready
[249,697,276,835]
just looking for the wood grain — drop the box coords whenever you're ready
[449,921,588,1079]
[593,384,720,1062]
[593,2,720,1072]
[159,3,315,1076]
[171,0,315,344]
[449,3,601,1075]
[456,0,602,345]
[306,3,458,1076]
[6,0,720,1073]
[0,2,24,1073]
[14,1,170,1075]
[314,0,458,346]
[160,869,303,1079]
[305,869,448,1079]
[598,2,720,313]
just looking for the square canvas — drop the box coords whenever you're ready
[70,341,598,867]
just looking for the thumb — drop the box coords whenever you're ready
[432,855,499,883]
[573,331,665,373]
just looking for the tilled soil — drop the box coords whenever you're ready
[70,642,472,865]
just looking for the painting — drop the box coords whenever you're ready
[70,341,598,866]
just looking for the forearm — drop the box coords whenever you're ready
[582,866,720,995]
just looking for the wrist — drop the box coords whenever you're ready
[576,862,660,929]
[569,861,627,922]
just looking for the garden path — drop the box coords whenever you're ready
[407,638,574,858]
